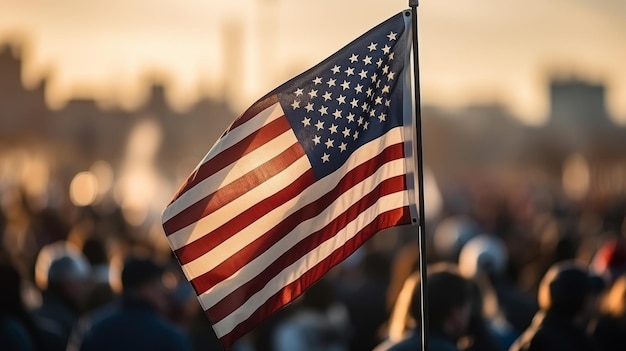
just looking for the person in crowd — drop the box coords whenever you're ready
[0,261,44,351]
[376,263,474,351]
[334,250,391,351]
[273,277,350,351]
[67,255,193,351]
[458,234,524,350]
[590,273,626,351]
[462,276,516,351]
[33,250,91,351]
[509,260,603,351]
[81,237,116,313]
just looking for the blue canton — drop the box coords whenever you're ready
[276,13,408,179]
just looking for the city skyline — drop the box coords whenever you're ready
[1,0,625,125]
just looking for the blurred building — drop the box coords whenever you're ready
[1,40,625,216]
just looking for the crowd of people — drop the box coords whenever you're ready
[1,175,626,351]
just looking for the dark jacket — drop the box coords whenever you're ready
[0,317,36,351]
[33,291,81,351]
[509,311,596,351]
[591,315,626,351]
[68,297,193,351]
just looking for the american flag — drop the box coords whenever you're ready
[162,11,417,350]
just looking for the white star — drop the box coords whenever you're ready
[339,142,347,152]
[371,73,378,83]
[379,113,387,122]
[313,77,322,85]
[382,85,390,94]
[389,52,395,60]
[354,84,363,94]
[367,42,378,51]
[375,96,383,105]
[342,127,351,138]
[319,105,328,116]
[361,102,369,112]
[363,55,372,65]
[349,54,359,63]
[294,88,304,96]
[308,89,318,98]
[315,120,324,130]
[332,109,342,119]
[357,116,364,125]
[327,78,336,87]
[358,70,368,80]
[312,135,321,145]
[369,109,376,117]
[302,117,311,127]
[382,45,391,54]
[329,124,338,134]
[363,121,369,130]
[347,113,355,122]
[353,131,359,140]
[376,58,383,68]
[387,71,395,81]
[305,102,314,112]
[331,65,341,74]
[323,91,332,101]
[345,67,355,76]
[350,98,359,108]
[340,80,350,90]
[382,65,389,74]
[387,31,397,41]
[385,99,391,106]
[366,88,373,97]
[291,100,300,109]
[321,153,330,163]
[325,138,334,149]
[337,94,346,104]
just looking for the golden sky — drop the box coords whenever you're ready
[1,0,625,124]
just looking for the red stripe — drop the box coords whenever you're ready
[164,141,304,235]
[206,174,407,321]
[189,143,406,294]
[228,95,280,131]
[216,207,412,349]
[166,110,289,209]
[175,169,316,265]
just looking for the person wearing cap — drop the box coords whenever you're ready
[509,260,603,351]
[67,256,193,351]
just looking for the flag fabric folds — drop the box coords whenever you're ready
[162,10,417,350]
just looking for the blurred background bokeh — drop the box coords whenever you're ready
[1,1,625,350]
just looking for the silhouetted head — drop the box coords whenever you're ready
[538,260,604,317]
[410,264,473,339]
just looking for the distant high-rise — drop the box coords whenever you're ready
[549,77,611,128]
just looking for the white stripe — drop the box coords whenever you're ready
[212,191,411,337]
[176,154,310,277]
[198,102,284,168]
[181,127,406,280]
[163,129,297,225]
[194,152,406,305]
[162,102,285,222]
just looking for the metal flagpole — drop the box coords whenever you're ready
[408,2,429,351]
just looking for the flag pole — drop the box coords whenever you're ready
[408,2,429,351]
